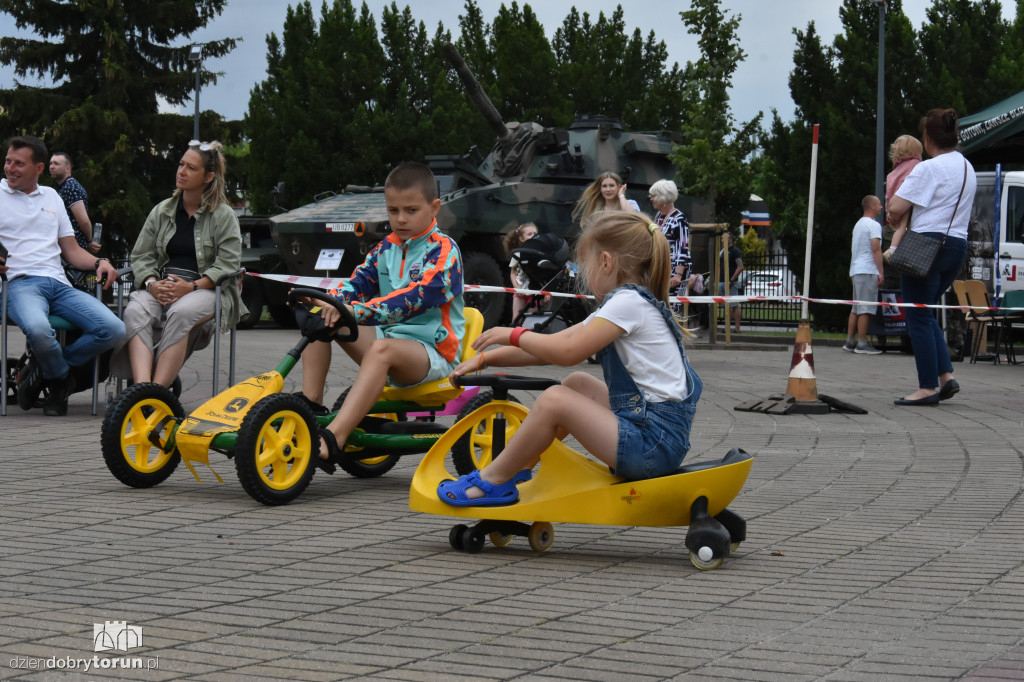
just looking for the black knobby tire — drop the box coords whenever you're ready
[101,382,184,488]
[328,386,402,479]
[236,275,264,330]
[450,391,521,475]
[463,251,507,328]
[234,393,318,505]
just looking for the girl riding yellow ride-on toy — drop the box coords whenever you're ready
[101,289,485,505]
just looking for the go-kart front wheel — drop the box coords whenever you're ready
[450,392,522,475]
[234,393,317,506]
[101,382,184,488]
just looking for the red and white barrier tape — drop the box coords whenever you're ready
[248,272,1024,313]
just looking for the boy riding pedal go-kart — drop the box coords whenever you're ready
[102,161,475,505]
[100,289,485,505]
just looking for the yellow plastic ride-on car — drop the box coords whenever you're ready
[101,288,484,505]
[409,374,753,570]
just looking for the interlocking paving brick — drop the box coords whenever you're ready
[2,328,1024,680]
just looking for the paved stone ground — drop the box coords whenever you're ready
[1,326,1023,681]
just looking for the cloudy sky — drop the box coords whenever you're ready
[0,1,1017,127]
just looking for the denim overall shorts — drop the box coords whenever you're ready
[598,284,703,480]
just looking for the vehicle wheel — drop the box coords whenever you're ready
[489,531,514,547]
[462,526,485,554]
[236,275,264,330]
[689,548,724,571]
[234,393,317,505]
[449,524,468,550]
[463,251,506,328]
[267,303,298,329]
[451,392,523,475]
[330,387,402,478]
[101,382,183,488]
[527,522,554,552]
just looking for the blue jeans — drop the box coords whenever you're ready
[900,235,967,389]
[6,275,125,380]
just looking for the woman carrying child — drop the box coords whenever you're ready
[438,211,702,506]
[504,222,539,321]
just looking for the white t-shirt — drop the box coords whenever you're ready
[849,216,882,276]
[0,179,74,284]
[585,288,686,402]
[895,151,976,239]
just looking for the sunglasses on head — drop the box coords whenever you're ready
[188,139,215,152]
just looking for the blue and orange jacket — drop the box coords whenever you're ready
[330,219,465,363]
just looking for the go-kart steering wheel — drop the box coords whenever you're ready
[286,288,359,343]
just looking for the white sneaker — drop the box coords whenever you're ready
[854,343,882,355]
[842,342,856,352]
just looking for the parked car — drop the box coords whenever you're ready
[743,269,798,303]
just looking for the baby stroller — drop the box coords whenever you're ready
[510,233,593,333]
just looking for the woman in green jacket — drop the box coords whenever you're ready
[110,140,246,387]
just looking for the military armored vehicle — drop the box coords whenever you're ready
[270,43,704,328]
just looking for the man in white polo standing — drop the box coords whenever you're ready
[844,195,885,354]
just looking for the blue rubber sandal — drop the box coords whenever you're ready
[438,470,519,507]
[512,468,533,484]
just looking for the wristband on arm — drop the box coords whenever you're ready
[509,326,529,347]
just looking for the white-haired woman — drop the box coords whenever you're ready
[649,179,690,293]
[110,140,245,387]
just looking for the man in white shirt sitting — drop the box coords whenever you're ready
[0,135,124,415]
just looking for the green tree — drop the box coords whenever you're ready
[670,0,762,227]
[246,1,385,213]
[0,0,237,256]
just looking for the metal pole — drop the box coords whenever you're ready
[801,124,820,321]
[193,64,201,141]
[874,1,886,200]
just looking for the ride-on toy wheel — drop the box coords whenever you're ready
[234,393,317,506]
[527,521,554,552]
[331,387,401,479]
[101,383,184,488]
[450,393,523,475]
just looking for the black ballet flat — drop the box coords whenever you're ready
[894,393,940,406]
[938,379,960,401]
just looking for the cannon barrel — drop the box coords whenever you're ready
[441,42,509,142]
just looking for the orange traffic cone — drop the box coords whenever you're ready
[786,320,818,402]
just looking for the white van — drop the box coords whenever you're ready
[969,171,1024,295]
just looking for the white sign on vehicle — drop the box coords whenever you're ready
[314,249,344,270]
[326,222,356,232]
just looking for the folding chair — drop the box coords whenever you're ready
[958,280,1007,363]
[994,289,1024,365]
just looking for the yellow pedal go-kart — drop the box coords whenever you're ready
[101,289,485,506]
[409,374,753,570]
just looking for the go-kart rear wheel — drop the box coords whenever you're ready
[234,393,317,506]
[332,386,402,479]
[527,521,554,552]
[101,383,183,488]
[451,392,523,476]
